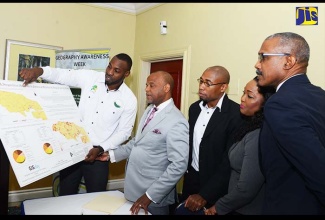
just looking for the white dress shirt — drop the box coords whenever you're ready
[191,93,225,171]
[41,66,137,151]
[142,98,172,125]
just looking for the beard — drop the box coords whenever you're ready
[105,76,124,87]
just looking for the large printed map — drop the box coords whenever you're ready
[0,80,93,187]
[0,90,47,120]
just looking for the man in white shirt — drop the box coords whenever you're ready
[19,53,137,196]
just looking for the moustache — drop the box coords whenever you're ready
[256,70,262,76]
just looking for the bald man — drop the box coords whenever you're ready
[178,66,242,214]
[108,71,189,215]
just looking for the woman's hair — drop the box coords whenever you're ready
[233,76,275,142]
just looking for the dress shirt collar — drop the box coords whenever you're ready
[106,82,126,93]
[153,98,172,114]
[277,73,304,92]
[199,93,225,112]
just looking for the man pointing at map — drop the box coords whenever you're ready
[19,53,137,196]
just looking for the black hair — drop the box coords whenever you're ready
[115,53,133,71]
[233,76,275,142]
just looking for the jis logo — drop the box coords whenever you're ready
[296,7,318,25]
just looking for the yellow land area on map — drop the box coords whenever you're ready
[52,121,90,143]
[0,90,47,120]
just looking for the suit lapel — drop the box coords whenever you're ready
[203,108,221,138]
[137,101,173,140]
[191,103,201,125]
[203,95,229,138]
[135,106,151,139]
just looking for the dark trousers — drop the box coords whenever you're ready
[59,160,109,196]
[180,166,200,203]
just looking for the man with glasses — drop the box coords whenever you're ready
[255,32,325,214]
[176,66,243,214]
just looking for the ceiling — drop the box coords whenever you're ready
[87,3,162,15]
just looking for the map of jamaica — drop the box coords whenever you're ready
[52,121,90,143]
[0,90,47,120]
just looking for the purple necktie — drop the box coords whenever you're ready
[142,107,157,132]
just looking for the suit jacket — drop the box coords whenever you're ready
[186,94,242,205]
[113,100,189,207]
[259,74,325,214]
[216,129,265,215]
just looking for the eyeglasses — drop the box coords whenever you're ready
[258,53,290,62]
[197,78,226,87]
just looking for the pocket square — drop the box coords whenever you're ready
[152,129,161,134]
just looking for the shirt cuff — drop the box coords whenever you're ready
[146,192,156,204]
[41,66,51,78]
[108,149,116,162]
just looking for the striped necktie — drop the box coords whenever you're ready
[142,107,157,132]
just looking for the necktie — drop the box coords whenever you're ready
[142,107,157,132]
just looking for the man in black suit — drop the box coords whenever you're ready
[256,32,325,214]
[178,66,242,214]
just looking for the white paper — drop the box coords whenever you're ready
[0,80,93,187]
[82,194,127,214]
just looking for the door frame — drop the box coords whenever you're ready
[137,46,191,126]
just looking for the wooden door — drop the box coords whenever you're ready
[150,59,183,109]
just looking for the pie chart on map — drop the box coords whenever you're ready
[43,143,53,154]
[13,150,26,163]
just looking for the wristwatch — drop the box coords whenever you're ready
[93,145,104,156]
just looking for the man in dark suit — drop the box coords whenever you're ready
[178,66,243,214]
[255,32,325,215]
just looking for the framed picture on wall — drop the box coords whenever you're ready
[4,39,63,81]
